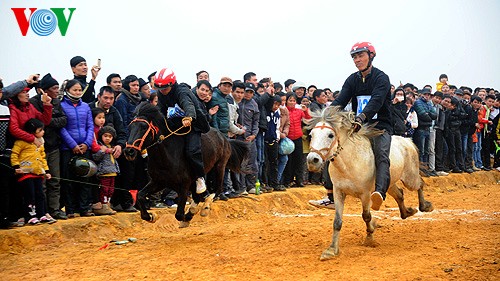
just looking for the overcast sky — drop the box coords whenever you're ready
[1,0,499,91]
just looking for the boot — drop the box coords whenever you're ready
[92,202,109,216]
[104,203,117,215]
[105,203,117,215]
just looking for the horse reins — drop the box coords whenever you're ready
[309,123,343,162]
[125,117,191,151]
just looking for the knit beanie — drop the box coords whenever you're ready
[40,73,59,90]
[70,56,86,67]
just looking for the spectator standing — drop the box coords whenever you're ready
[413,88,437,175]
[59,79,94,218]
[30,73,68,219]
[69,56,100,103]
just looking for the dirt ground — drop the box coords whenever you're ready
[1,171,499,281]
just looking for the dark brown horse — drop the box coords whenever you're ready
[123,103,249,227]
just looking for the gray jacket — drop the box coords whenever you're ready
[237,98,260,139]
[2,80,28,101]
[93,148,120,176]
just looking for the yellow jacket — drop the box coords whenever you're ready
[11,139,49,175]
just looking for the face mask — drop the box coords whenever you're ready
[395,96,404,102]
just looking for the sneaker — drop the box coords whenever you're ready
[309,197,335,209]
[436,171,449,176]
[217,193,229,201]
[452,168,463,173]
[274,185,287,191]
[248,188,256,194]
[427,170,438,177]
[51,210,68,220]
[67,213,78,219]
[10,218,25,227]
[122,205,138,212]
[482,167,492,171]
[473,166,481,171]
[496,167,500,172]
[370,191,384,211]
[464,168,474,174]
[28,217,40,225]
[111,204,124,212]
[226,192,241,199]
[164,199,178,209]
[151,202,169,209]
[81,211,95,217]
[40,214,57,224]
[196,177,207,194]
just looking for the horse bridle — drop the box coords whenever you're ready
[309,123,343,162]
[125,117,192,151]
[125,118,160,151]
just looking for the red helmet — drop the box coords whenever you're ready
[154,67,176,89]
[350,42,376,57]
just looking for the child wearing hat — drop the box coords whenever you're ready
[92,126,120,215]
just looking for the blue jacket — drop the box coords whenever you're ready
[413,96,437,130]
[60,97,94,150]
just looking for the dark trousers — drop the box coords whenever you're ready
[482,132,493,168]
[283,138,304,185]
[323,160,333,190]
[435,129,446,171]
[112,155,147,208]
[44,149,62,213]
[185,131,204,178]
[263,140,279,188]
[21,177,46,219]
[61,150,92,214]
[446,129,464,170]
[0,155,21,223]
[371,132,391,199]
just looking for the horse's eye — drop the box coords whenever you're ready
[328,133,334,139]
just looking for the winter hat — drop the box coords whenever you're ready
[122,75,138,91]
[70,56,86,67]
[40,73,59,90]
[292,82,306,92]
[98,125,117,140]
[138,78,148,90]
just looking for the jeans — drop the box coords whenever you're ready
[256,132,265,182]
[435,129,445,171]
[21,177,47,219]
[413,128,430,163]
[283,138,304,185]
[462,133,474,170]
[277,154,288,184]
[446,129,464,170]
[428,128,436,171]
[473,132,483,168]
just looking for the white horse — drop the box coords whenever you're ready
[306,107,433,261]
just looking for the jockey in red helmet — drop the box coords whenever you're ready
[154,67,211,194]
[321,42,392,211]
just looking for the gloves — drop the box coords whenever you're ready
[352,114,365,132]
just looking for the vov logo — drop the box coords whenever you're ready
[11,8,76,36]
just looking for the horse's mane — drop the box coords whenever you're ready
[304,106,383,139]
[134,102,163,122]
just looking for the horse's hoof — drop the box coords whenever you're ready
[401,207,418,219]
[362,236,379,247]
[179,221,190,228]
[319,247,338,261]
[419,201,434,212]
[148,213,157,223]
[200,207,210,217]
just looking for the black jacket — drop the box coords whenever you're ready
[74,75,96,104]
[459,103,476,135]
[332,67,393,134]
[391,102,407,136]
[157,83,210,133]
[309,101,326,114]
[89,102,128,149]
[30,94,67,152]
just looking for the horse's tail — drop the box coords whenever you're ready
[227,139,251,173]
